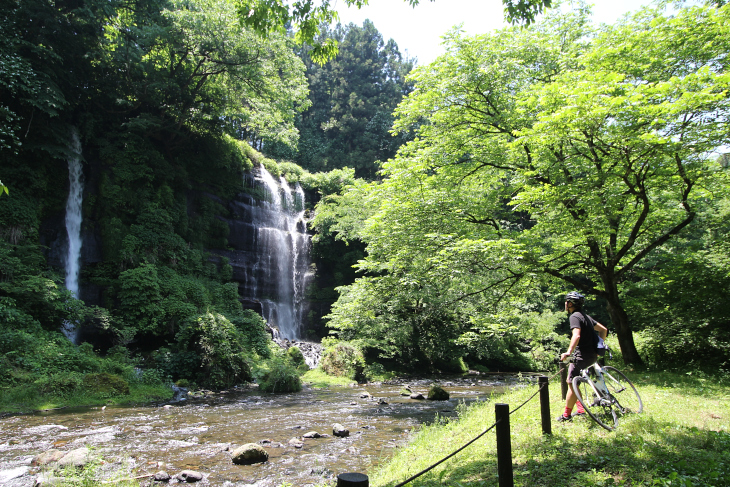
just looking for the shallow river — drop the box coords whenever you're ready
[0,376,520,486]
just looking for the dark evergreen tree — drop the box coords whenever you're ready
[287,21,414,179]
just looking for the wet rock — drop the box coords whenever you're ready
[310,466,333,477]
[32,449,65,466]
[333,423,350,438]
[231,443,269,465]
[34,473,63,487]
[288,438,304,448]
[410,393,425,400]
[400,388,411,396]
[258,439,272,446]
[153,470,171,482]
[57,447,94,468]
[359,392,372,399]
[377,398,389,405]
[0,466,29,483]
[350,401,357,405]
[427,385,450,401]
[302,431,321,438]
[175,470,203,482]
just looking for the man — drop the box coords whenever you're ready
[557,291,608,422]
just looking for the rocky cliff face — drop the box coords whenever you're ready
[214,167,313,340]
[43,161,313,341]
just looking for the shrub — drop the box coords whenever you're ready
[83,373,130,397]
[256,356,302,393]
[287,346,306,369]
[152,347,201,383]
[231,310,271,358]
[320,342,366,382]
[35,372,85,397]
[176,312,253,388]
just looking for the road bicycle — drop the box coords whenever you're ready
[570,350,643,431]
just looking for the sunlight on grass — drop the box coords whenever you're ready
[370,371,730,487]
[301,367,357,388]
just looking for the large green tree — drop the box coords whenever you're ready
[326,4,730,365]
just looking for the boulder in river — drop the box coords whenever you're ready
[32,450,65,466]
[288,437,304,448]
[333,423,350,437]
[56,447,95,468]
[410,393,425,400]
[231,443,269,465]
[427,385,450,401]
[302,431,321,438]
[153,470,171,481]
[175,470,203,482]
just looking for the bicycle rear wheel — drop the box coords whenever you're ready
[572,376,618,431]
[602,366,643,415]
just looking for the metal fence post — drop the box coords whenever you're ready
[560,362,568,400]
[539,376,551,435]
[495,403,514,487]
[337,473,369,486]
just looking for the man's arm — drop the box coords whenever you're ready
[560,327,581,362]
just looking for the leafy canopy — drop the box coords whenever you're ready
[324,3,730,366]
[236,0,552,63]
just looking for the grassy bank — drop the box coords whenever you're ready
[301,367,357,388]
[0,382,173,414]
[371,370,730,487]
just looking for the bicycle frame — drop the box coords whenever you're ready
[579,362,613,407]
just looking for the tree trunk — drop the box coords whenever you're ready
[604,287,644,367]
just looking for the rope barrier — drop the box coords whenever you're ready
[392,370,563,487]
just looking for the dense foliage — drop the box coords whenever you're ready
[1,0,729,412]
[319,3,730,371]
[0,0,315,402]
[266,21,414,179]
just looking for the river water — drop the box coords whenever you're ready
[0,376,521,486]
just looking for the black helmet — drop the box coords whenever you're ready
[565,291,585,306]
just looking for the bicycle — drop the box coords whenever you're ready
[569,349,643,431]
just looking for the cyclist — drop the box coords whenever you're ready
[557,291,608,422]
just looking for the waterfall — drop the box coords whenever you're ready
[244,165,312,340]
[62,128,83,343]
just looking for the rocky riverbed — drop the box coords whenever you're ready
[0,375,526,486]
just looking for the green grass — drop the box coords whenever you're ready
[37,452,142,487]
[0,383,173,413]
[371,369,730,487]
[301,367,357,388]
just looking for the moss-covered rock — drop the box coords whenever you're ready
[427,385,450,401]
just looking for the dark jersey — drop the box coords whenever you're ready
[569,311,598,362]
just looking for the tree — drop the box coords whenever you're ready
[327,4,730,365]
[236,0,552,63]
[290,21,414,178]
[97,0,309,148]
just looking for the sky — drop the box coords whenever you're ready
[333,0,654,65]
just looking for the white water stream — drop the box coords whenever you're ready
[62,128,83,344]
[249,166,312,340]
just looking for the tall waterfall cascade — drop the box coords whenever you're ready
[240,165,312,340]
[62,128,84,343]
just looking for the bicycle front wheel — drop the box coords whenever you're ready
[603,366,643,415]
[572,376,618,431]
